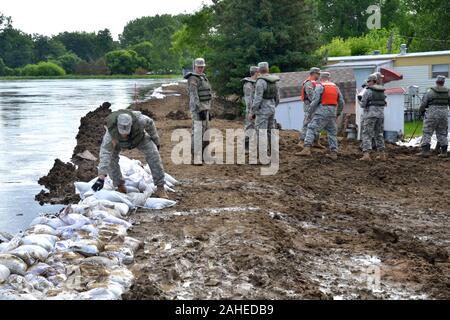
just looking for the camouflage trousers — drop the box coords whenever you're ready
[300,103,319,141]
[108,134,166,187]
[251,113,277,153]
[361,117,385,152]
[191,110,210,160]
[304,114,339,152]
[421,117,449,147]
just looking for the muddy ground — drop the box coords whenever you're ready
[37,85,450,300]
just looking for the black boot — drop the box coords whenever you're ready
[417,144,431,158]
[438,145,448,158]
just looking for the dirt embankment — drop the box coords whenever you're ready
[35,84,450,300]
[35,102,112,205]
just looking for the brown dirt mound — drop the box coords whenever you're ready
[166,110,190,120]
[35,102,112,204]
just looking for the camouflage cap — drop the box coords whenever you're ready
[258,62,269,70]
[250,66,259,73]
[310,67,321,74]
[367,74,378,82]
[320,71,331,79]
[194,58,206,67]
[117,113,133,135]
[436,75,446,82]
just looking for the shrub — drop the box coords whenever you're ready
[55,52,82,74]
[269,65,281,74]
[74,58,110,75]
[21,61,66,76]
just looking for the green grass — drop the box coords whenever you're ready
[404,121,423,139]
[0,74,181,81]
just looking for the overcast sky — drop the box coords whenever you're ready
[1,0,211,39]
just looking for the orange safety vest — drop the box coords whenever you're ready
[321,81,339,106]
[300,77,317,102]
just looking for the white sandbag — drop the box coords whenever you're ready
[97,224,127,242]
[0,254,28,275]
[70,240,99,257]
[59,207,92,227]
[114,203,130,216]
[10,245,49,266]
[0,231,14,243]
[127,191,152,207]
[0,236,21,253]
[165,185,176,193]
[0,264,10,284]
[30,217,66,230]
[7,274,35,293]
[24,274,54,292]
[102,245,134,265]
[79,288,120,300]
[25,224,57,236]
[93,190,135,209]
[80,224,99,237]
[125,186,140,193]
[86,281,125,298]
[91,211,132,229]
[143,198,177,210]
[54,240,72,252]
[165,173,179,185]
[26,263,52,277]
[123,237,142,253]
[109,268,134,290]
[74,181,94,197]
[21,235,58,252]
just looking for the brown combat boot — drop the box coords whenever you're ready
[154,186,169,199]
[313,139,327,150]
[438,145,448,158]
[298,140,305,149]
[298,146,312,157]
[117,181,127,194]
[376,152,387,161]
[325,152,338,160]
[359,152,372,162]
[416,145,431,158]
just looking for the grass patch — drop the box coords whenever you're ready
[404,121,423,139]
[0,74,181,81]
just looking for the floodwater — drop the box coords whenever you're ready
[0,79,176,235]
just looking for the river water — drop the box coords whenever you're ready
[0,79,176,235]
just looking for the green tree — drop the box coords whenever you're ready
[0,28,34,68]
[130,41,153,68]
[207,0,321,96]
[0,12,12,31]
[171,6,215,69]
[32,35,67,62]
[53,52,82,74]
[120,15,184,73]
[105,49,146,74]
[317,0,407,42]
[95,29,116,56]
[54,31,99,61]
[0,57,6,75]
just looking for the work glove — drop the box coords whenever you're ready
[92,178,104,192]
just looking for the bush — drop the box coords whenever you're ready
[134,67,149,75]
[0,58,6,76]
[105,49,146,74]
[21,61,66,76]
[269,65,281,74]
[55,52,82,74]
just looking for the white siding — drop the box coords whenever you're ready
[275,99,304,131]
[385,65,436,94]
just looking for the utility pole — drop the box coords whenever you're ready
[387,32,393,54]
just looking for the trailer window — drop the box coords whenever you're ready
[432,64,449,78]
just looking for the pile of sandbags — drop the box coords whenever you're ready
[0,156,179,300]
[397,133,450,149]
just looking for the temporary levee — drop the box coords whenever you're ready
[275,97,304,132]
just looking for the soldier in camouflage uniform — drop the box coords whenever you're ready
[242,66,259,150]
[184,58,213,165]
[417,75,450,158]
[298,72,345,160]
[298,67,325,149]
[359,74,388,162]
[250,62,280,156]
[91,109,168,199]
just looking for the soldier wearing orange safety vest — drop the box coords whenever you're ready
[298,72,345,160]
[298,67,325,149]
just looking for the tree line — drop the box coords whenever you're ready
[1,0,449,95]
